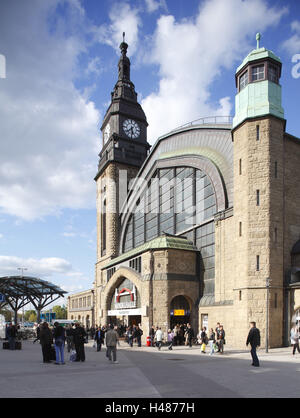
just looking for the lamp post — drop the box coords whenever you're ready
[17,267,28,325]
[266,277,271,353]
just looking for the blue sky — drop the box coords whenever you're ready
[0,0,299,306]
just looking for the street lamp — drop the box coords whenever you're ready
[18,267,28,324]
[266,277,271,353]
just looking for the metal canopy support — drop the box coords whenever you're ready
[0,276,67,323]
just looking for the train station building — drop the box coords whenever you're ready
[68,35,300,348]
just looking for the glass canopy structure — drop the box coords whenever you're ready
[0,276,67,324]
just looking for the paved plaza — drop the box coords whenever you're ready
[0,340,299,398]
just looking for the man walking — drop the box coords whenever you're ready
[246,321,261,367]
[94,326,103,352]
[105,324,119,364]
[155,327,163,350]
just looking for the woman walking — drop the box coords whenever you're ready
[39,322,53,363]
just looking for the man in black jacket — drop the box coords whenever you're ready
[246,321,261,367]
[73,323,87,362]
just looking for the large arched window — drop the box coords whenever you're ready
[123,166,216,252]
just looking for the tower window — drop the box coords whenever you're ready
[256,125,260,141]
[256,190,260,206]
[239,159,242,175]
[239,222,242,237]
[239,70,248,91]
[252,64,265,81]
[239,290,242,301]
[256,255,260,271]
[268,65,278,84]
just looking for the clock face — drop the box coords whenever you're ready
[123,119,140,139]
[103,123,110,143]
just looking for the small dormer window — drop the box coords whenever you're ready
[239,70,248,91]
[252,64,265,81]
[268,64,278,84]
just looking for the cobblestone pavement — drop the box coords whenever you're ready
[0,340,299,398]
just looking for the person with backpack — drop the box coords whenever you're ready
[53,322,66,365]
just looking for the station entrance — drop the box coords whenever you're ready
[170,295,191,329]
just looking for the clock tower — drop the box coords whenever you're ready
[94,35,150,299]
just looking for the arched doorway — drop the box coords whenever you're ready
[170,295,191,329]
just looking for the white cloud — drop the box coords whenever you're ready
[281,20,300,55]
[0,255,72,277]
[0,0,100,220]
[145,0,168,13]
[92,2,142,56]
[141,0,287,143]
[0,233,3,239]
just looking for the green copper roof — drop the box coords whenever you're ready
[236,47,281,74]
[104,234,198,269]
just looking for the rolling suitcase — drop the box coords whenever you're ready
[15,341,22,350]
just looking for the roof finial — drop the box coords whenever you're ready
[256,32,261,49]
[120,32,128,56]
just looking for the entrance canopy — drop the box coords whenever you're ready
[0,275,67,323]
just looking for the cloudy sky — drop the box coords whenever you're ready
[0,0,299,306]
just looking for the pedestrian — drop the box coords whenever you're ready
[246,321,261,367]
[186,324,194,348]
[173,324,180,346]
[134,325,143,347]
[217,325,225,354]
[208,328,216,355]
[33,323,41,344]
[150,325,155,347]
[127,326,134,347]
[94,326,103,352]
[215,322,221,352]
[105,324,119,364]
[73,322,87,362]
[290,324,300,355]
[200,327,208,353]
[155,327,163,350]
[53,322,66,365]
[6,323,17,350]
[167,329,174,350]
[39,322,53,363]
[66,324,75,353]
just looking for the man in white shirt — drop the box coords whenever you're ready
[155,327,163,350]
